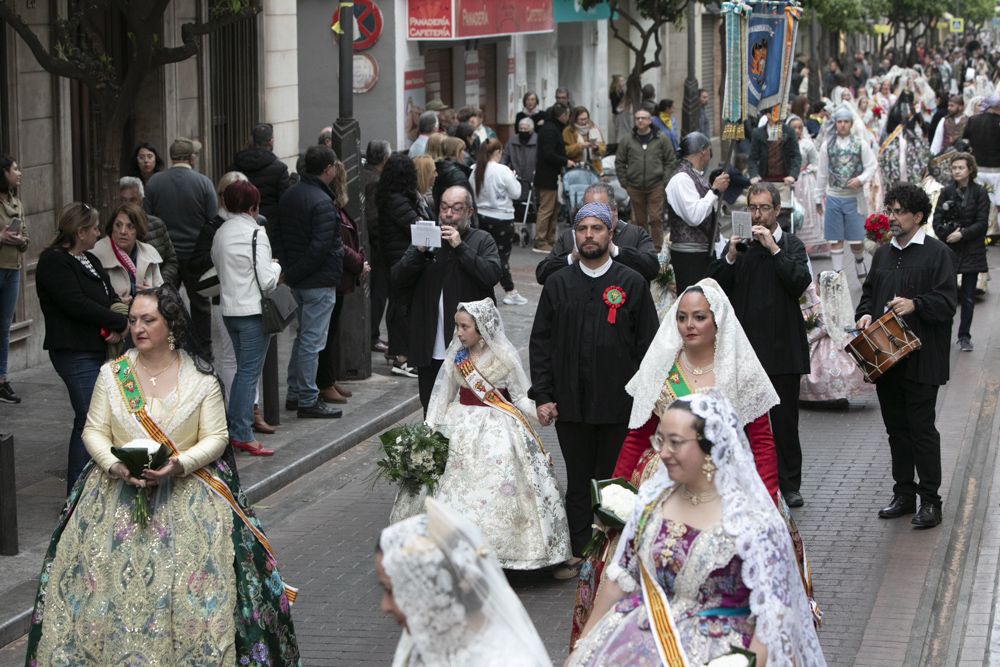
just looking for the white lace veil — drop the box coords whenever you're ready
[818,271,854,347]
[625,278,779,429]
[379,498,552,666]
[425,298,527,430]
[610,391,826,667]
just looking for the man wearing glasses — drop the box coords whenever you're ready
[614,104,677,251]
[856,183,957,530]
[709,182,811,508]
[392,186,502,411]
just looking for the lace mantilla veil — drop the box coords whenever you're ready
[425,298,530,429]
[610,391,827,667]
[379,498,552,666]
[625,278,779,429]
[818,270,855,348]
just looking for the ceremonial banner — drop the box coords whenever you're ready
[721,0,751,139]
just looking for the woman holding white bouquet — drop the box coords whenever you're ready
[395,297,571,571]
[568,392,826,667]
[25,285,300,665]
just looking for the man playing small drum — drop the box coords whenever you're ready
[855,183,957,529]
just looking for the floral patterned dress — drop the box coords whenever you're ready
[569,495,754,666]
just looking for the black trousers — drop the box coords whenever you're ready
[316,294,346,389]
[671,251,711,295]
[386,287,411,358]
[370,261,389,344]
[417,359,444,416]
[554,421,629,557]
[769,374,803,494]
[478,215,515,291]
[958,271,978,340]
[177,259,212,348]
[875,365,942,505]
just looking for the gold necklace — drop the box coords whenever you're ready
[678,484,719,506]
[137,354,177,387]
[681,351,714,376]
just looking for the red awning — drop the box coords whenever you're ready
[407,0,555,40]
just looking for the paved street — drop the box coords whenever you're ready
[1,238,999,665]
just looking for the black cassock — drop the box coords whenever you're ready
[529,261,658,556]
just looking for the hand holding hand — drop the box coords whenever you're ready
[946,230,963,244]
[888,297,915,317]
[537,402,558,426]
[143,458,184,485]
[110,462,146,488]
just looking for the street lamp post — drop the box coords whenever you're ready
[332,1,372,380]
[682,0,700,136]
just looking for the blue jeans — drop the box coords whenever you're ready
[0,268,19,379]
[49,350,104,494]
[223,314,271,441]
[287,287,336,408]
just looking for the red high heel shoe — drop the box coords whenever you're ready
[231,438,274,456]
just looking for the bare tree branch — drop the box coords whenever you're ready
[0,2,96,85]
[152,4,259,66]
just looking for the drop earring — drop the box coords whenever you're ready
[168,332,176,351]
[702,456,716,483]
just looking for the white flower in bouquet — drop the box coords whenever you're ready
[601,484,637,522]
[122,438,164,456]
[705,654,751,667]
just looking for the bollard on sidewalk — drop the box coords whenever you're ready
[0,433,18,555]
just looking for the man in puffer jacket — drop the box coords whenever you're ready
[229,123,291,224]
[273,145,344,419]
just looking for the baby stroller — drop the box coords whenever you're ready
[561,165,601,222]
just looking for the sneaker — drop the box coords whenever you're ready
[0,382,20,404]
[531,243,553,254]
[391,361,419,378]
[297,401,343,419]
[502,290,529,306]
[371,340,389,353]
[959,337,974,352]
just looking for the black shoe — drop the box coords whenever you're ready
[297,401,343,419]
[0,381,20,404]
[878,495,917,519]
[285,399,298,411]
[783,491,804,507]
[911,503,942,529]
[959,337,974,352]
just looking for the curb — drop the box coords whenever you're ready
[0,392,422,650]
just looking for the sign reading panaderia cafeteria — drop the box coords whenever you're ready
[406,0,555,40]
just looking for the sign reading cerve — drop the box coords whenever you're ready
[950,17,965,33]
[873,24,891,35]
[332,0,384,51]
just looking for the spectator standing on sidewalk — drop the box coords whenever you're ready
[378,155,433,378]
[502,117,539,183]
[273,145,344,419]
[363,140,391,355]
[709,182,812,508]
[0,156,27,404]
[615,106,676,251]
[933,153,989,352]
[36,203,129,491]
[432,137,473,213]
[857,183,957,530]
[392,185,502,411]
[212,181,280,456]
[144,137,217,347]
[665,132,728,292]
[698,88,712,137]
[228,122,290,225]
[408,111,439,157]
[118,177,178,288]
[516,91,546,128]
[471,139,526,306]
[563,106,606,174]
[127,142,165,186]
[533,103,575,253]
[316,161,370,405]
[90,204,164,303]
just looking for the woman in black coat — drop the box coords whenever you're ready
[432,136,473,213]
[36,202,129,492]
[377,154,433,378]
[933,152,989,351]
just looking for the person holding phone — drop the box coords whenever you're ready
[0,156,27,404]
[563,106,606,174]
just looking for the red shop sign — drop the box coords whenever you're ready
[406,0,553,40]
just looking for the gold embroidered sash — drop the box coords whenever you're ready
[640,559,692,667]
[878,123,904,157]
[111,355,298,604]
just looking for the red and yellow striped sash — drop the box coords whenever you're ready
[640,561,691,667]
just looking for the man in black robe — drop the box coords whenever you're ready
[856,183,957,529]
[708,182,812,507]
[534,183,659,285]
[529,201,658,567]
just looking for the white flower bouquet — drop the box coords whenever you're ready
[375,423,450,496]
[705,646,756,666]
[590,478,638,530]
[110,438,170,527]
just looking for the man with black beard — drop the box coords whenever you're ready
[529,201,658,572]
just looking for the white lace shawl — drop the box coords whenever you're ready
[380,498,552,666]
[608,392,827,667]
[625,278,779,429]
[425,298,534,430]
[818,270,855,348]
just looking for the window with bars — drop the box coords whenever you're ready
[0,26,10,154]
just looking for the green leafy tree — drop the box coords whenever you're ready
[0,0,260,205]
[961,0,996,28]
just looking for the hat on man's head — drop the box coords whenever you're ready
[573,201,612,229]
[425,98,448,111]
[170,137,202,159]
[982,96,1000,111]
[832,106,854,122]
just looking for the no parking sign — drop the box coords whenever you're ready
[331,0,383,51]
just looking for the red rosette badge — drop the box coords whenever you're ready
[603,285,627,324]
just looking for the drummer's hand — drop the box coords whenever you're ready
[855,314,873,330]
[888,297,915,317]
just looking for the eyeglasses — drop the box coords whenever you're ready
[747,205,774,214]
[440,203,468,215]
[650,433,701,454]
[634,115,651,121]
[884,206,908,216]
